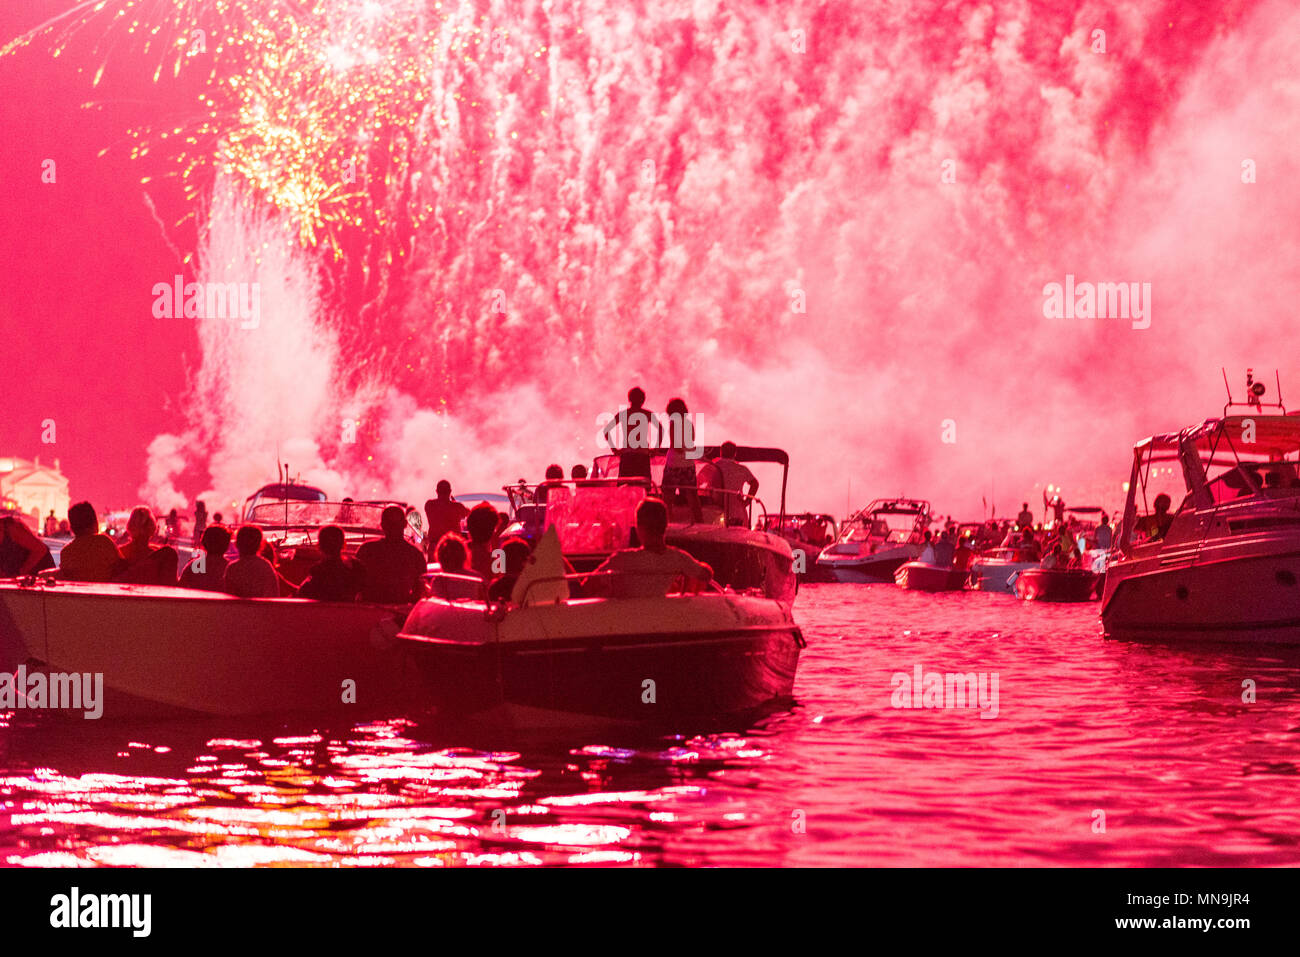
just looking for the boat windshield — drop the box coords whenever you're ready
[522,482,647,554]
[246,501,388,531]
[840,508,923,545]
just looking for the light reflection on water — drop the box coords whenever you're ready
[5,583,1300,866]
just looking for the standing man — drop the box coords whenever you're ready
[602,386,661,482]
[710,441,759,527]
[423,480,470,560]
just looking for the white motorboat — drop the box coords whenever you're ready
[0,579,421,718]
[815,499,931,582]
[1103,371,1300,644]
[398,568,803,728]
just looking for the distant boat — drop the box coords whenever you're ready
[1013,567,1101,602]
[815,499,931,583]
[894,561,969,592]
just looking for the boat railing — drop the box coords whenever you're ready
[479,570,727,620]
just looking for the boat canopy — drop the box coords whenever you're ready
[1137,415,1300,462]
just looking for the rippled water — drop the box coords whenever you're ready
[4,584,1300,866]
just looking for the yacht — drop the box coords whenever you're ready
[1102,371,1300,643]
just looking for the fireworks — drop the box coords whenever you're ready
[2,0,462,256]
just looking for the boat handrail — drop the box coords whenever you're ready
[487,570,726,617]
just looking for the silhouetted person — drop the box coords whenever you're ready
[431,532,482,600]
[193,499,207,543]
[536,463,566,505]
[466,501,500,578]
[297,525,360,602]
[223,525,280,597]
[711,441,759,527]
[933,528,955,567]
[178,524,232,591]
[1142,493,1174,541]
[487,536,532,603]
[58,502,125,582]
[918,530,936,564]
[571,464,588,481]
[1094,514,1113,550]
[1016,502,1034,529]
[662,397,702,522]
[0,511,55,576]
[603,386,660,481]
[423,480,470,560]
[1043,490,1066,526]
[44,510,58,536]
[355,505,427,604]
[589,498,712,598]
[114,507,178,585]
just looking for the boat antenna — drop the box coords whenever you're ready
[1277,369,1284,412]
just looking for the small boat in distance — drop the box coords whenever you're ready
[1013,566,1101,602]
[815,499,931,582]
[1103,370,1300,644]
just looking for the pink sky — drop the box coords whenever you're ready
[2,0,1298,520]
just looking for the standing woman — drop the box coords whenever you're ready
[661,397,703,524]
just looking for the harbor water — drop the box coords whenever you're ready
[4,583,1300,867]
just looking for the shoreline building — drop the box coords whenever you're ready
[0,456,71,527]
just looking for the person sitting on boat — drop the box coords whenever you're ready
[430,532,484,600]
[587,497,713,599]
[603,386,661,483]
[423,480,470,561]
[113,507,179,585]
[1016,502,1034,529]
[223,525,281,598]
[355,505,428,605]
[661,397,703,523]
[932,528,956,567]
[296,525,361,602]
[1139,493,1174,541]
[0,510,56,577]
[953,534,975,572]
[486,536,533,603]
[915,527,935,564]
[710,441,759,527]
[535,464,568,505]
[1016,527,1041,562]
[571,464,589,481]
[178,524,231,591]
[800,514,829,546]
[466,501,500,578]
[57,501,126,582]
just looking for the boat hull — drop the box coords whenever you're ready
[1103,550,1300,644]
[968,560,1039,593]
[894,562,968,591]
[0,581,422,718]
[816,546,919,583]
[1013,568,1101,602]
[398,594,802,726]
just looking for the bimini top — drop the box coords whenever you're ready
[1136,414,1300,461]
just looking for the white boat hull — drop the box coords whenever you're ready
[0,581,422,717]
[398,592,803,726]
